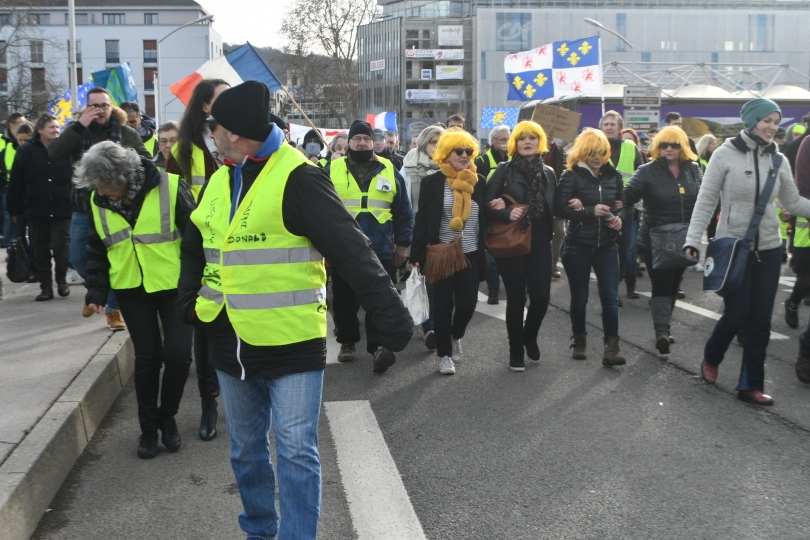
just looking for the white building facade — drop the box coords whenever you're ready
[0,0,222,122]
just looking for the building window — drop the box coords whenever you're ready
[615,14,627,51]
[0,68,6,91]
[641,52,651,63]
[711,52,718,78]
[30,40,43,63]
[143,40,157,63]
[67,40,82,63]
[67,67,84,84]
[28,13,50,26]
[105,40,120,63]
[0,14,11,25]
[66,13,91,25]
[496,12,531,51]
[144,67,157,90]
[724,41,734,51]
[103,14,125,25]
[145,95,155,118]
[0,41,6,64]
[481,51,486,80]
[749,14,774,52]
[31,68,45,92]
[144,13,158,25]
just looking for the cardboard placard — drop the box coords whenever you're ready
[530,104,582,143]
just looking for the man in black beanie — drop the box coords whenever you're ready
[303,128,328,167]
[325,119,413,367]
[177,81,412,539]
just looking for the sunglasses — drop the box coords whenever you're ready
[659,142,681,150]
[205,117,219,131]
[586,149,608,157]
[452,148,474,156]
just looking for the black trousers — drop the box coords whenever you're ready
[640,248,686,298]
[497,243,552,354]
[332,258,396,354]
[193,328,219,410]
[117,291,193,434]
[27,217,70,287]
[432,256,480,358]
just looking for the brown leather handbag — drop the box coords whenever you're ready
[424,235,470,284]
[485,194,531,257]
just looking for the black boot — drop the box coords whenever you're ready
[199,406,218,441]
[36,286,54,301]
[650,296,672,356]
[625,274,639,299]
[137,432,159,459]
[57,282,70,297]
[159,417,181,452]
[194,330,220,441]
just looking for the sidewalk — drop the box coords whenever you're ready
[0,267,134,540]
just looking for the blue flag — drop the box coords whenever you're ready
[91,63,137,105]
[504,37,602,102]
[480,108,519,129]
[49,81,95,127]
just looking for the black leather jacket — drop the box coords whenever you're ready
[554,163,625,248]
[623,158,702,250]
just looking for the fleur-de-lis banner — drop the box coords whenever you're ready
[504,37,602,101]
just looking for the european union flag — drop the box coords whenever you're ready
[49,81,95,127]
[480,107,520,129]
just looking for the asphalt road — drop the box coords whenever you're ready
[32,262,810,539]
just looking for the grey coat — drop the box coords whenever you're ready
[684,130,810,255]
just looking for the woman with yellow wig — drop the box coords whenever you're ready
[554,128,626,366]
[411,129,486,375]
[485,120,557,372]
[624,126,701,357]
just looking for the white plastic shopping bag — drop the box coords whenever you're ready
[404,266,429,325]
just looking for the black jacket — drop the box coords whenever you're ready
[485,159,557,246]
[623,158,702,250]
[410,169,487,281]
[376,147,404,170]
[785,131,809,173]
[555,163,625,248]
[84,159,196,306]
[6,139,73,219]
[177,157,413,380]
[474,148,509,180]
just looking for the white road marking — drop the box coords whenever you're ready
[324,401,428,540]
[637,291,789,340]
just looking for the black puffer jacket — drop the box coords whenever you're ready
[554,162,625,248]
[6,139,73,218]
[623,158,702,250]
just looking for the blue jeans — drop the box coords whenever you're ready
[485,251,500,290]
[704,248,781,392]
[217,369,324,540]
[561,243,620,341]
[421,282,435,333]
[618,209,639,276]
[70,212,118,311]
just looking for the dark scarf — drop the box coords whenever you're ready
[511,154,547,233]
[732,131,777,154]
[82,114,122,153]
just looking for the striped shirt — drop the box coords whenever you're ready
[439,183,479,253]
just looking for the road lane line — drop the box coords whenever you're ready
[637,291,789,340]
[324,401,428,540]
[326,316,339,364]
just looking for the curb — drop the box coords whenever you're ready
[0,331,134,540]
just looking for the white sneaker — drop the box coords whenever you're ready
[66,268,84,285]
[438,356,455,375]
[451,338,462,362]
[691,263,704,272]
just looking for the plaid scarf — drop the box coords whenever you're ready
[511,154,547,233]
[81,112,122,153]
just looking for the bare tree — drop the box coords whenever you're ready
[280,0,377,127]
[0,3,63,119]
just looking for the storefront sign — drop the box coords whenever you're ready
[436,65,463,80]
[438,25,464,46]
[405,49,465,60]
[370,59,386,72]
[405,89,463,103]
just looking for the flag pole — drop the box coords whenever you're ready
[281,86,331,150]
[598,35,605,117]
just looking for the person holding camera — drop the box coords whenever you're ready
[555,129,626,366]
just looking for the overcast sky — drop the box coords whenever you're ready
[198,0,288,49]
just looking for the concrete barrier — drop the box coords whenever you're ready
[0,332,134,540]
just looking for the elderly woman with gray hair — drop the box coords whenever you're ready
[79,141,196,459]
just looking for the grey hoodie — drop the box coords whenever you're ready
[685,130,810,254]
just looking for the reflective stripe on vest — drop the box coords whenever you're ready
[611,140,637,184]
[190,143,327,349]
[329,156,397,224]
[795,217,810,248]
[171,141,208,199]
[91,171,182,292]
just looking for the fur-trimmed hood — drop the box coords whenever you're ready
[110,106,127,126]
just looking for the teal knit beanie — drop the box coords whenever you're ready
[740,98,781,130]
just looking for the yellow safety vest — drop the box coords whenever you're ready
[484,150,511,182]
[144,133,158,157]
[329,156,396,224]
[795,217,810,248]
[3,144,16,181]
[318,157,328,168]
[611,140,637,185]
[171,141,207,200]
[90,172,182,292]
[190,143,327,349]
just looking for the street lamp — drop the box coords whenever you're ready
[584,18,636,85]
[156,13,215,125]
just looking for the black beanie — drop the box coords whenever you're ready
[304,128,323,148]
[348,120,373,140]
[269,113,288,132]
[211,81,272,142]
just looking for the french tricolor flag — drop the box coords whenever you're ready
[365,112,398,132]
[170,43,283,105]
